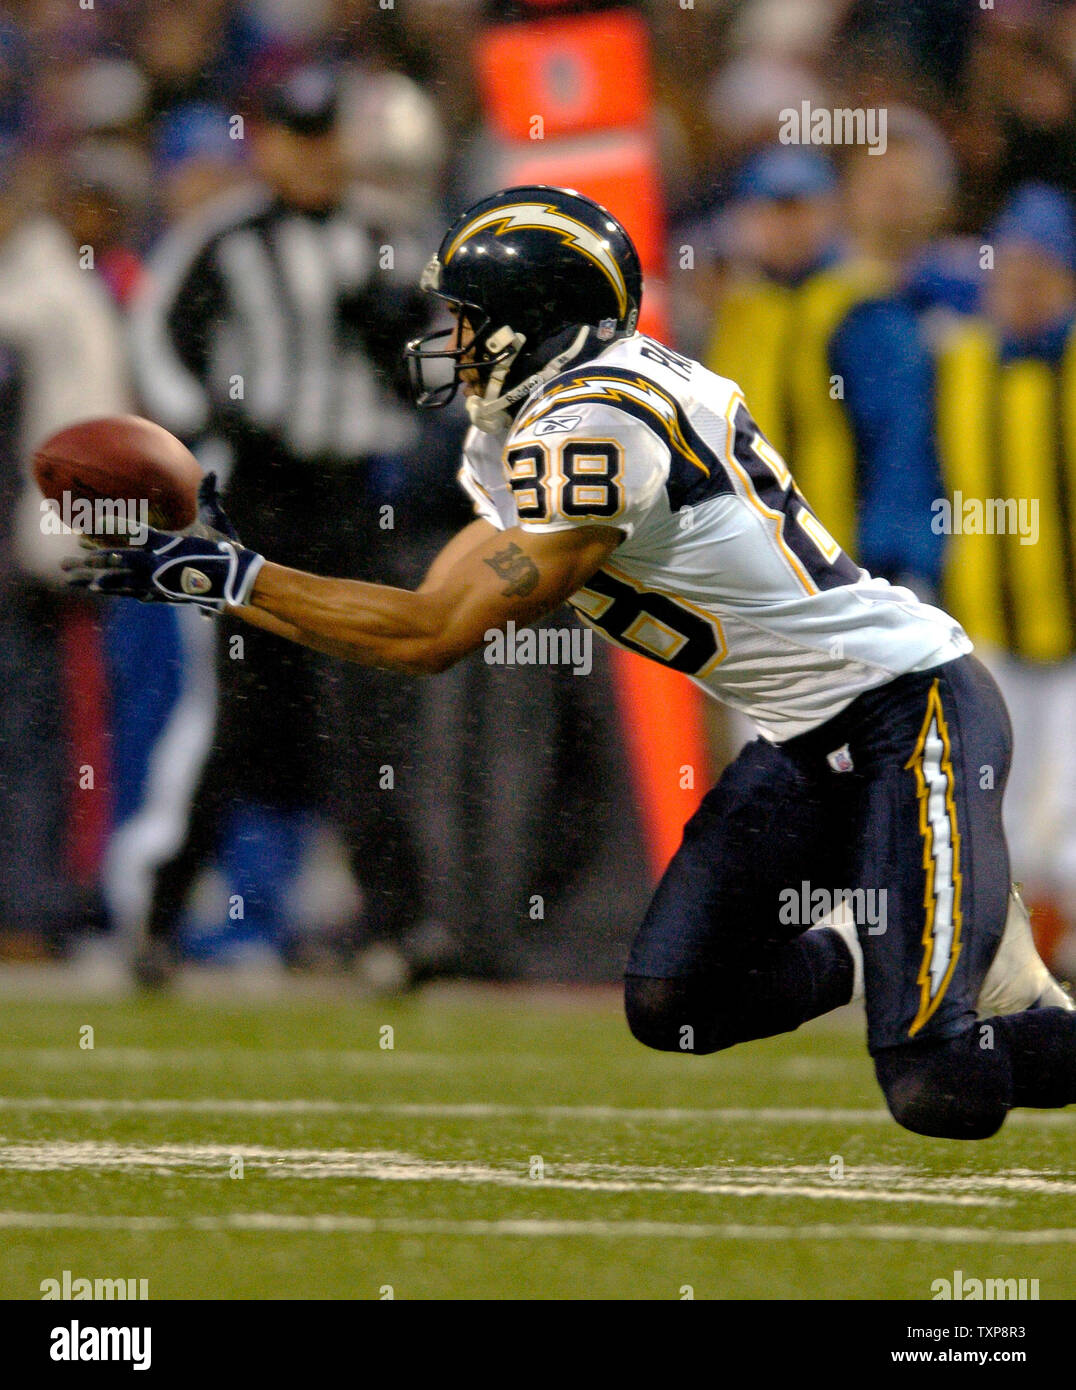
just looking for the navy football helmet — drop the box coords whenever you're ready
[406,185,642,432]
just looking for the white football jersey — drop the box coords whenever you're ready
[458,332,971,742]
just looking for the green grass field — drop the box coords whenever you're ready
[1,986,1073,1300]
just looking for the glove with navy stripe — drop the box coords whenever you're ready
[61,474,264,613]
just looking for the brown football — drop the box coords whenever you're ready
[33,415,201,539]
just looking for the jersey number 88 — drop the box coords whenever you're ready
[505,440,623,521]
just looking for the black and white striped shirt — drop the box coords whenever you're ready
[130,185,429,468]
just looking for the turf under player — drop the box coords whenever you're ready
[66,186,1076,1140]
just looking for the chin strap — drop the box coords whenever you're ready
[465,325,526,434]
[466,324,592,434]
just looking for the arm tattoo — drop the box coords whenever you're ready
[484,541,540,597]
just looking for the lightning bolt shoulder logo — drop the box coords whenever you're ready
[443,203,629,318]
[515,371,710,479]
[905,680,964,1037]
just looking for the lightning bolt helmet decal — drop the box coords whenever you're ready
[405,185,643,431]
[443,201,630,318]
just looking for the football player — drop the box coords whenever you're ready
[66,186,1076,1139]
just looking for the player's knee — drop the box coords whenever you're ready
[624,975,681,1051]
[624,974,730,1054]
[874,1032,1010,1140]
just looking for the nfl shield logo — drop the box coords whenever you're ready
[826,743,854,773]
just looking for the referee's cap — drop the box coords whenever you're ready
[258,64,340,137]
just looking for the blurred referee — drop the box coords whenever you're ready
[129,62,430,985]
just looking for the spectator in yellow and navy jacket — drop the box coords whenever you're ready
[936,182,1076,968]
[705,145,945,599]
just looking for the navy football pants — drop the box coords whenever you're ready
[623,655,1069,1138]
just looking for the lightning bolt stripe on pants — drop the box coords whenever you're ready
[905,679,965,1037]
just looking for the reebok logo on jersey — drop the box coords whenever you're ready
[533,413,581,435]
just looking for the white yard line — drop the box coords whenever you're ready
[0,1141,1026,1205]
[0,1096,893,1120]
[0,1211,171,1230]
[0,1096,1071,1127]
[0,1126,1066,1195]
[0,1049,480,1071]
[0,1049,856,1079]
[0,1209,1074,1244]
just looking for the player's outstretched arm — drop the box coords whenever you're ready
[235,521,621,674]
[228,520,500,661]
[416,519,498,593]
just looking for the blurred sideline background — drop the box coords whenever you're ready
[0,0,1074,990]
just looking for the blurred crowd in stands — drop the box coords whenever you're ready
[1,0,1075,985]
